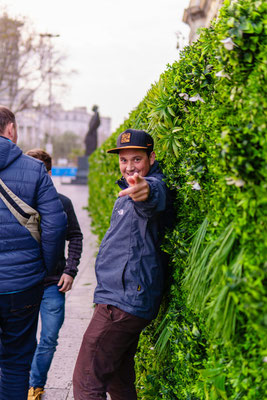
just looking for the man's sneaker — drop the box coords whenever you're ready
[28,387,45,400]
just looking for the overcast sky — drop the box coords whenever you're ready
[1,0,190,131]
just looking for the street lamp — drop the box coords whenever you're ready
[40,33,60,154]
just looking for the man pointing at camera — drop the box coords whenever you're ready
[73,129,173,400]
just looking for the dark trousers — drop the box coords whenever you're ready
[73,304,150,400]
[0,283,43,400]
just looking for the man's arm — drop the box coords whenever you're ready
[119,172,167,216]
[58,197,83,292]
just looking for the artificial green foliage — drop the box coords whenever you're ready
[88,0,266,398]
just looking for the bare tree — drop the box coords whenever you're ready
[0,12,70,113]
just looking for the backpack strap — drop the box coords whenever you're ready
[0,178,41,243]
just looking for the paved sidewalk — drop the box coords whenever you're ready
[42,177,98,400]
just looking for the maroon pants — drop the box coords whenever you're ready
[73,304,150,400]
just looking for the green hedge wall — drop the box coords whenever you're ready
[88,0,267,398]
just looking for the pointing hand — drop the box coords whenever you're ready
[119,173,150,202]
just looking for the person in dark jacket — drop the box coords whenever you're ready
[25,149,83,400]
[0,106,67,400]
[73,129,171,400]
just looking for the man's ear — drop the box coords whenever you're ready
[149,151,156,166]
[4,122,17,143]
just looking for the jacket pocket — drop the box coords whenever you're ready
[122,262,149,308]
[97,260,128,292]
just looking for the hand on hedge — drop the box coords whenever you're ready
[58,273,74,292]
[119,173,150,202]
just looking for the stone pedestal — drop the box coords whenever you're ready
[71,156,89,185]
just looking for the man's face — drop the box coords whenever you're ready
[119,149,155,179]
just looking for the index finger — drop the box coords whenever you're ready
[127,173,143,186]
[59,282,68,292]
[119,186,136,197]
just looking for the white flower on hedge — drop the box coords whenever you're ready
[226,177,245,187]
[150,347,154,350]
[189,93,205,103]
[193,182,201,190]
[179,93,189,100]
[221,37,236,50]
[187,181,201,190]
[263,357,267,363]
[215,70,231,79]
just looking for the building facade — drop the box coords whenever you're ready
[16,104,111,152]
[183,0,224,43]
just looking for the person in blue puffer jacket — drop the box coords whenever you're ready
[73,129,174,400]
[0,106,67,400]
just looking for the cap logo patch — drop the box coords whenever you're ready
[121,132,131,143]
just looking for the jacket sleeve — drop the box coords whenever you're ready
[63,198,83,278]
[133,176,167,218]
[36,164,67,275]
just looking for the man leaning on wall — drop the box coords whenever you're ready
[0,106,67,400]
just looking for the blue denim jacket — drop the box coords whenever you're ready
[93,161,169,320]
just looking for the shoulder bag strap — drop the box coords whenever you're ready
[0,177,41,243]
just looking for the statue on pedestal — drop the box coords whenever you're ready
[84,105,100,156]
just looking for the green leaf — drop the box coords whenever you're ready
[172,127,183,133]
[167,106,176,117]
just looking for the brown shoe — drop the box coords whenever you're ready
[28,387,45,400]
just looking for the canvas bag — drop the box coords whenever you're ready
[0,178,41,243]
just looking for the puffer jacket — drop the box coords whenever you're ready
[0,136,67,293]
[93,161,170,320]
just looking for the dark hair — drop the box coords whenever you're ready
[0,106,16,135]
[26,148,52,172]
[146,148,153,157]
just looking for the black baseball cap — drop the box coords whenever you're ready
[107,129,154,154]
